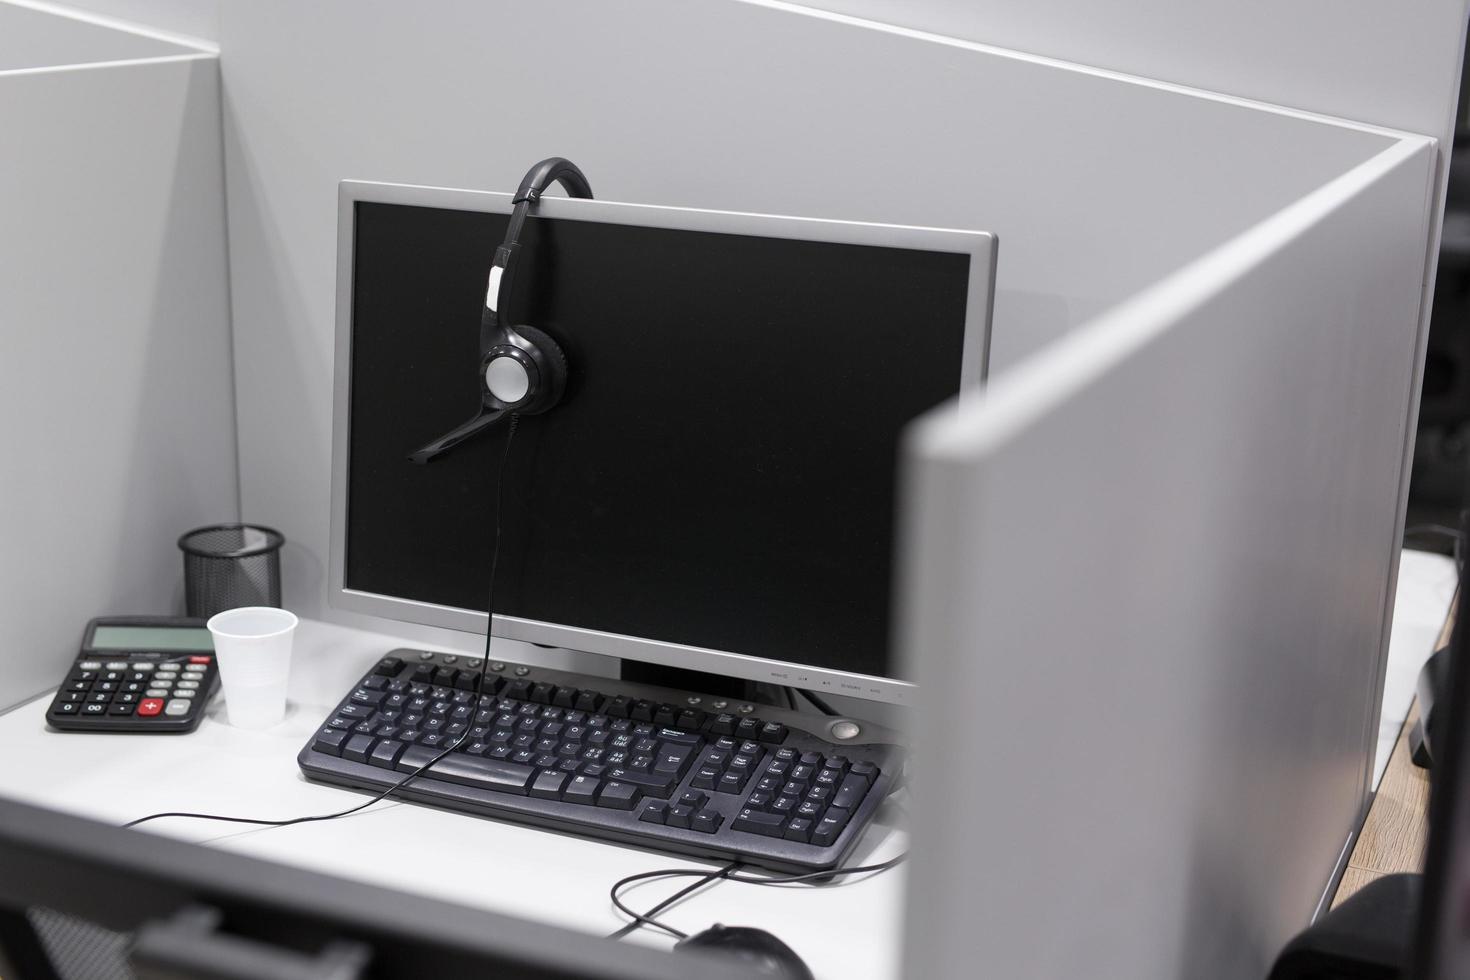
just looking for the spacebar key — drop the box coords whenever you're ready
[410,753,534,795]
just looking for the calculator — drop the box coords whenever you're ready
[47,616,221,733]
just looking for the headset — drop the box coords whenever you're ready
[409,157,593,464]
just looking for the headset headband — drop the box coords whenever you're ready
[486,157,594,318]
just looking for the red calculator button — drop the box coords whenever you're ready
[188,656,211,664]
[138,698,164,717]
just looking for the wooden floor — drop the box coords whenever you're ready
[1330,605,1452,908]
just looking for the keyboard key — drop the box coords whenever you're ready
[137,698,164,717]
[53,701,79,714]
[530,682,556,704]
[653,744,695,778]
[598,781,641,810]
[530,770,568,800]
[343,734,377,763]
[676,709,705,729]
[604,696,632,718]
[653,704,678,727]
[369,739,406,769]
[337,703,374,720]
[851,760,879,779]
[691,767,720,791]
[831,773,870,811]
[718,773,746,794]
[640,801,668,824]
[417,753,535,795]
[361,675,388,691]
[164,699,191,716]
[551,687,579,708]
[665,803,695,829]
[432,667,456,688]
[811,810,850,847]
[82,703,107,715]
[373,656,404,677]
[605,768,676,799]
[679,790,708,809]
[564,774,600,805]
[630,700,655,722]
[108,703,135,715]
[732,809,786,837]
[573,690,603,712]
[710,714,737,735]
[691,809,722,834]
[758,722,787,744]
[396,744,441,771]
[784,817,814,842]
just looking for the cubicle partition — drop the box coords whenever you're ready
[899,126,1437,976]
[0,3,237,708]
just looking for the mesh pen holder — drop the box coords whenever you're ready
[178,524,285,619]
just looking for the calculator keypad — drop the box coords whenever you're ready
[49,653,217,732]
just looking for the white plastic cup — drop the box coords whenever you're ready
[206,606,298,730]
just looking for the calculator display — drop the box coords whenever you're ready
[90,626,214,651]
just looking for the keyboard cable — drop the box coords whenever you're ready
[606,852,909,941]
[123,416,523,830]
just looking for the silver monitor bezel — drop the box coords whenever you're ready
[329,179,996,706]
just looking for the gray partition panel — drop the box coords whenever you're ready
[897,139,1435,977]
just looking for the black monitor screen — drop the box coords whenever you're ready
[345,201,970,681]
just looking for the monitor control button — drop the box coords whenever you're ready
[443,655,458,664]
[418,651,434,661]
[830,721,861,740]
[491,662,506,672]
[515,666,530,676]
[737,704,755,714]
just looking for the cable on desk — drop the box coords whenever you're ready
[125,418,524,832]
[606,860,741,940]
[606,852,908,941]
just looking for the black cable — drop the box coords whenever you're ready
[606,852,908,941]
[606,860,741,940]
[125,417,523,831]
[795,687,839,717]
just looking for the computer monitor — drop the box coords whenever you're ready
[0,796,747,980]
[329,180,995,706]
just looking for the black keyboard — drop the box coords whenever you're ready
[298,649,902,873]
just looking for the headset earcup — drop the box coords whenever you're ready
[512,324,568,412]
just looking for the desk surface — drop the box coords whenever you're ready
[0,549,1453,978]
[0,617,910,980]
[1331,549,1456,909]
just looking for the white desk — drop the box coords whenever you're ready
[0,617,909,980]
[0,548,1453,979]
[1374,548,1460,786]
